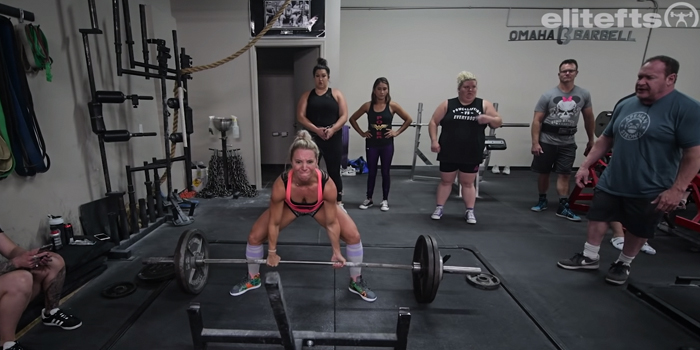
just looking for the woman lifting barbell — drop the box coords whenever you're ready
[229,130,377,302]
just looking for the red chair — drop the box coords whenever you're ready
[674,174,700,233]
[568,153,612,212]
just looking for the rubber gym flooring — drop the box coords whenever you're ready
[16,169,700,350]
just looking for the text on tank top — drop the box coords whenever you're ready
[438,97,487,164]
[366,102,394,147]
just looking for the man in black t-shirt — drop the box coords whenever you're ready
[0,227,82,350]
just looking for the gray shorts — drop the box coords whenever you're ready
[531,142,577,175]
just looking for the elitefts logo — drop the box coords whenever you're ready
[508,2,698,45]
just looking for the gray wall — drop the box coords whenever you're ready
[339,0,700,168]
[0,0,179,249]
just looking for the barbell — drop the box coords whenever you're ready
[142,229,498,303]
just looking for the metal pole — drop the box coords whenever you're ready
[410,102,422,181]
[142,257,483,275]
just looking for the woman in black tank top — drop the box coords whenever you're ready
[349,77,413,211]
[427,71,503,224]
[296,58,349,207]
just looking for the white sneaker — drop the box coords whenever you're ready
[611,236,656,255]
[503,166,511,175]
[491,165,500,174]
[380,200,389,211]
[431,206,443,220]
[338,202,347,213]
[359,199,373,210]
[465,210,476,224]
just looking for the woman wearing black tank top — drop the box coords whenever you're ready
[349,77,413,211]
[296,58,349,209]
[427,71,503,224]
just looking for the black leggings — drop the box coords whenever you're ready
[313,133,343,201]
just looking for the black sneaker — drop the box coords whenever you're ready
[605,261,630,285]
[557,252,600,270]
[556,203,581,222]
[5,341,30,350]
[42,308,82,330]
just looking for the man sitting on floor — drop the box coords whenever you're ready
[0,227,82,350]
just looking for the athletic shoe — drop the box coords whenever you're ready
[359,199,373,210]
[531,198,548,212]
[465,210,476,224]
[556,203,581,222]
[431,206,443,220]
[610,236,656,255]
[41,308,82,330]
[229,273,261,296]
[605,261,630,285]
[380,200,389,211]
[348,275,377,302]
[5,341,30,350]
[557,252,600,270]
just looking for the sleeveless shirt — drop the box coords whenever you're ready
[437,97,487,164]
[306,88,340,127]
[366,103,394,147]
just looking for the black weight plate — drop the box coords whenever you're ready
[102,281,137,299]
[174,229,209,294]
[411,236,425,302]
[425,235,441,302]
[137,261,175,282]
[412,235,440,303]
[466,273,501,290]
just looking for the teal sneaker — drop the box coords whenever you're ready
[229,273,261,296]
[556,203,581,222]
[531,198,548,212]
[348,276,377,302]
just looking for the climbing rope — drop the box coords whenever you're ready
[159,0,292,191]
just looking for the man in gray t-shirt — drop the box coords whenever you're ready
[557,56,700,285]
[530,59,595,222]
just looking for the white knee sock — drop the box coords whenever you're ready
[583,242,600,260]
[346,242,363,279]
[246,244,264,278]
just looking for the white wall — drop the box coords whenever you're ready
[0,0,178,249]
[170,0,341,188]
[339,0,700,168]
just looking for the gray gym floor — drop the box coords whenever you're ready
[15,169,700,350]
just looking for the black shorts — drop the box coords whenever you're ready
[587,188,664,239]
[531,142,577,175]
[439,162,480,173]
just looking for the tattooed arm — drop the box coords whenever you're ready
[0,231,29,274]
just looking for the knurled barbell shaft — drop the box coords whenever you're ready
[143,257,482,275]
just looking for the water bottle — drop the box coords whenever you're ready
[64,223,75,244]
[232,115,240,139]
[48,215,65,250]
[50,229,63,250]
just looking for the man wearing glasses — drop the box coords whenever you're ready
[530,59,595,221]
